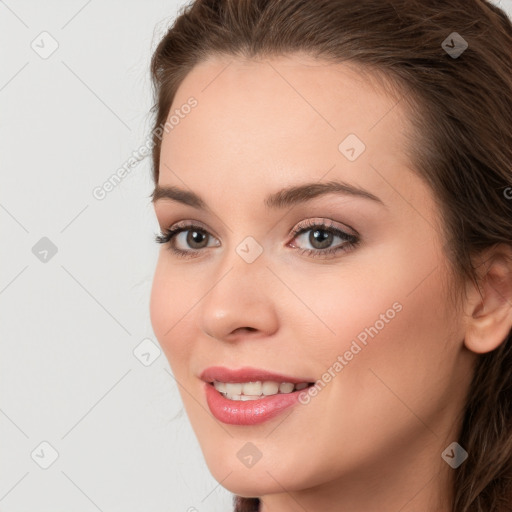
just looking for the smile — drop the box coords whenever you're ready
[200,366,316,425]
[212,380,312,400]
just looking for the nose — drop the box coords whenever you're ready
[198,248,279,342]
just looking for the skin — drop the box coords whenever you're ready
[149,54,511,511]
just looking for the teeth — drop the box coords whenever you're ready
[243,381,263,395]
[262,381,279,395]
[240,395,261,401]
[279,382,294,393]
[215,381,227,393]
[213,380,310,401]
[225,383,242,395]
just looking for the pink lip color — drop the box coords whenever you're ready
[200,366,313,426]
[200,366,311,384]
[204,382,305,425]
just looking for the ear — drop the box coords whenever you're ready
[464,244,512,354]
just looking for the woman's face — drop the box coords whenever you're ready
[150,54,476,508]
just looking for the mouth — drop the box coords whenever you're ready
[208,380,315,401]
[200,366,316,424]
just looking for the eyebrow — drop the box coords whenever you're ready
[151,180,385,210]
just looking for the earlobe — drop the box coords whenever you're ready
[464,244,512,355]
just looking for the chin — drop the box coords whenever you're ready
[202,450,313,497]
[213,472,284,498]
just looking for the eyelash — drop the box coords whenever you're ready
[154,219,359,260]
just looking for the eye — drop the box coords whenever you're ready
[154,221,220,258]
[155,218,359,260]
[288,218,359,259]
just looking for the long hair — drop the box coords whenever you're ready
[149,1,512,510]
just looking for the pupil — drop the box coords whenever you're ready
[188,230,207,248]
[311,229,332,249]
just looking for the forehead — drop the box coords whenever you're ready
[159,54,413,196]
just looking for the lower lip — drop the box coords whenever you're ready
[204,382,305,425]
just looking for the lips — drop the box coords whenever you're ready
[199,366,314,384]
[199,366,316,425]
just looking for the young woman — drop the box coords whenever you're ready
[148,1,512,510]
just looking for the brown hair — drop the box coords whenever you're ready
[149,1,512,510]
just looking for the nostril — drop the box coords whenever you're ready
[234,327,257,334]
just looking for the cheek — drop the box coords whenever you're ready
[292,237,457,421]
[300,226,452,364]
[324,259,456,431]
[149,258,171,343]
[278,259,403,365]
[277,269,457,481]
[149,257,196,369]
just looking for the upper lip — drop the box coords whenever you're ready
[200,366,314,384]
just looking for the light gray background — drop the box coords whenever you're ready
[1,1,511,511]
